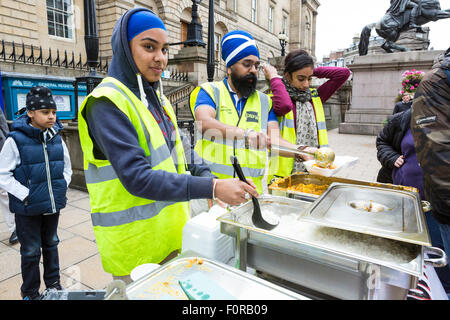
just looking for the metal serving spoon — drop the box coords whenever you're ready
[230,156,279,230]
[271,145,336,168]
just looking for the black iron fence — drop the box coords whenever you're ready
[0,40,196,85]
[166,83,195,147]
[0,40,109,73]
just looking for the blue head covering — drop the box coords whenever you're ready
[127,10,166,42]
[221,30,260,68]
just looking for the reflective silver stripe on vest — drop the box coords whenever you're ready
[283,117,295,129]
[85,81,174,184]
[205,82,221,120]
[317,121,327,131]
[204,159,265,178]
[279,116,295,131]
[258,92,269,132]
[91,200,177,227]
[85,162,119,184]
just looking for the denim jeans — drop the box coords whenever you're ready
[15,213,60,297]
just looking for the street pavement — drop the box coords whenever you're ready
[0,128,381,300]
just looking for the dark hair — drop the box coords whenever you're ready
[283,49,314,74]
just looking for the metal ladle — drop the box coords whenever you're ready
[271,145,336,168]
[230,156,279,230]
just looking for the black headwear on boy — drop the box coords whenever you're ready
[15,86,57,115]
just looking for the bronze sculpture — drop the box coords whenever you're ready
[359,0,450,55]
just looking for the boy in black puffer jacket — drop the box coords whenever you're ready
[0,86,72,300]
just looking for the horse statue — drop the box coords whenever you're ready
[359,0,450,55]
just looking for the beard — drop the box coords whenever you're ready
[230,69,257,97]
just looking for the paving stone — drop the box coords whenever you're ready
[57,236,99,271]
[0,245,21,282]
[58,207,91,229]
[66,220,96,242]
[68,197,91,212]
[62,254,112,290]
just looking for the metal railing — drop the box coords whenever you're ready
[0,40,109,73]
[166,83,195,147]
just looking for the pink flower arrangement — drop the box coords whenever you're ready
[395,69,425,102]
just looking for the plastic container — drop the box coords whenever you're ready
[182,205,234,264]
[304,155,358,177]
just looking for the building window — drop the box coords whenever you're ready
[251,0,257,23]
[47,0,74,39]
[181,21,188,48]
[214,32,221,61]
[282,16,287,35]
[268,6,273,33]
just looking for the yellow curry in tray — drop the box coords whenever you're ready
[269,174,418,197]
[270,175,329,196]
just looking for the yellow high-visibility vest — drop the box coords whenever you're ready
[268,88,328,181]
[78,77,189,276]
[190,81,271,194]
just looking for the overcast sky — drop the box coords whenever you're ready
[315,0,450,61]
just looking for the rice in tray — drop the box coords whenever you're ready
[273,213,419,265]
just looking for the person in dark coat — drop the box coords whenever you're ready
[375,111,407,184]
[393,92,413,114]
[377,108,450,296]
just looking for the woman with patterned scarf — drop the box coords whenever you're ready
[263,49,350,174]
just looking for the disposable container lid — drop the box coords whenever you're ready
[300,183,432,246]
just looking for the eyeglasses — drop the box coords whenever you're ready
[239,60,261,71]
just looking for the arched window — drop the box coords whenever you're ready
[180,8,192,47]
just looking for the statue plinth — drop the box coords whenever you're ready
[339,50,443,136]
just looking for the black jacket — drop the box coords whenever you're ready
[393,100,412,114]
[376,109,411,183]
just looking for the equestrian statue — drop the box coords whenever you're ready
[359,0,450,55]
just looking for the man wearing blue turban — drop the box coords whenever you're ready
[190,30,301,195]
[77,9,257,282]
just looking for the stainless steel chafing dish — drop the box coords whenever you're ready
[269,173,420,202]
[217,193,447,300]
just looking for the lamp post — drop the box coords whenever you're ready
[206,0,215,82]
[73,0,103,122]
[278,32,289,57]
[185,0,206,47]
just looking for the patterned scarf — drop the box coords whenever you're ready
[282,79,318,173]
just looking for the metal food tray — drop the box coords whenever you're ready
[125,255,307,300]
[218,194,424,276]
[218,194,446,299]
[269,173,419,201]
[301,183,431,246]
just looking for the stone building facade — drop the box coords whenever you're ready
[0,0,320,80]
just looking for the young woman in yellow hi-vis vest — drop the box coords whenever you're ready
[263,49,351,180]
[77,8,259,283]
[190,30,306,198]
